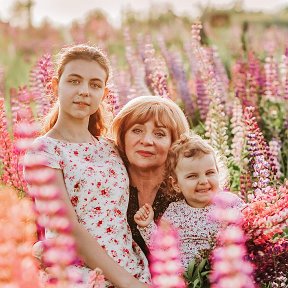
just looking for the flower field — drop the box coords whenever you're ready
[0,6,287,288]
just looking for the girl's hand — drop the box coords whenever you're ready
[134,203,154,227]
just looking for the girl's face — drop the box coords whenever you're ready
[54,59,107,120]
[172,153,220,208]
[124,120,172,171]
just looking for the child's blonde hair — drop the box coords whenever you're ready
[166,133,228,195]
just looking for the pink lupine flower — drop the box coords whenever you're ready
[143,42,170,98]
[88,268,105,288]
[0,186,40,288]
[190,22,230,159]
[210,193,256,288]
[149,219,186,288]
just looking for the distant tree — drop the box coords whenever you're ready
[11,0,34,28]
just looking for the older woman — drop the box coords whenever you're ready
[111,95,190,256]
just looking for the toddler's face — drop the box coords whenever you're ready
[172,153,220,208]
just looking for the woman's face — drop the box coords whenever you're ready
[55,59,107,120]
[124,119,172,171]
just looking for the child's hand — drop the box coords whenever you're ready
[134,203,154,227]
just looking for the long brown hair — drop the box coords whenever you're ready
[42,44,111,137]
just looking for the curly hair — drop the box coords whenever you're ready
[165,132,229,196]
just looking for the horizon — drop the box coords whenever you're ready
[0,0,287,28]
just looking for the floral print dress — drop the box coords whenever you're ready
[29,136,150,287]
[138,192,244,269]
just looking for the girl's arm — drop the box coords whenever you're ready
[41,168,149,288]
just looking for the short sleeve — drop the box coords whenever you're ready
[24,137,62,170]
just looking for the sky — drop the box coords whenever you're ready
[0,0,287,27]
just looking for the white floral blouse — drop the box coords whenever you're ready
[29,136,150,287]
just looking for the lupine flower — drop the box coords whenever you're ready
[143,42,170,98]
[88,268,105,288]
[190,22,230,159]
[149,219,186,288]
[15,111,82,287]
[29,54,54,118]
[210,193,256,288]
[0,186,40,288]
[123,29,151,97]
[242,181,288,286]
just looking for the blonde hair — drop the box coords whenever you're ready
[42,44,111,137]
[166,133,228,194]
[110,95,190,161]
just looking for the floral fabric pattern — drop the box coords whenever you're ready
[29,136,150,287]
[139,191,244,269]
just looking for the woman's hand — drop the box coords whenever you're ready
[134,203,154,227]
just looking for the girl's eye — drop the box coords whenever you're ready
[90,83,102,89]
[69,79,80,85]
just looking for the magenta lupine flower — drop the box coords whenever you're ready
[279,50,288,101]
[243,106,277,199]
[15,115,82,287]
[143,42,170,98]
[149,219,186,288]
[268,138,282,179]
[30,54,55,117]
[242,181,288,285]
[0,98,15,186]
[24,147,82,287]
[210,193,256,288]
[264,55,281,101]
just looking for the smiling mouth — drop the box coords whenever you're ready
[73,101,90,106]
[196,189,211,193]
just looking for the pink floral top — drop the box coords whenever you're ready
[31,136,150,287]
[139,192,244,269]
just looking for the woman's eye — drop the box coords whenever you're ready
[155,131,166,138]
[132,128,142,134]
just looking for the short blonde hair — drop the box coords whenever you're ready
[166,133,228,194]
[110,96,190,160]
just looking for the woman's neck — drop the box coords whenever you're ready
[49,115,92,143]
[128,166,165,206]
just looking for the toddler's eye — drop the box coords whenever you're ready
[207,171,216,175]
[187,174,197,179]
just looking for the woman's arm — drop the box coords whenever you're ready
[40,168,149,288]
